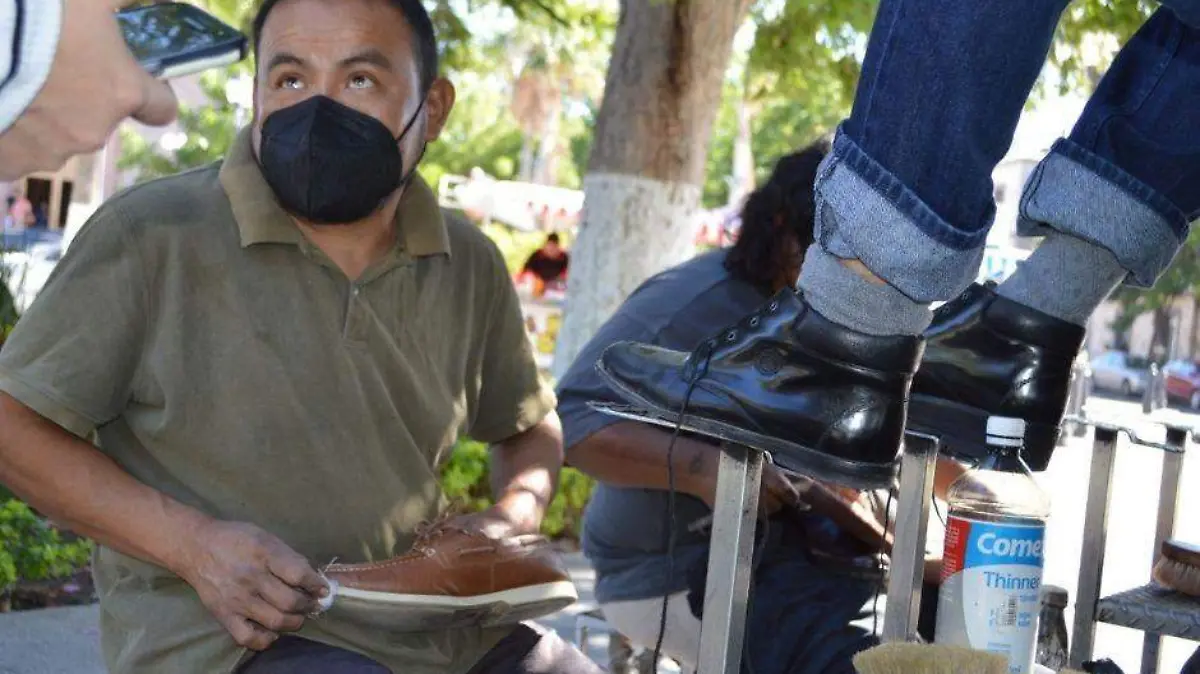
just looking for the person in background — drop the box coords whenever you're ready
[521,232,570,297]
[556,140,957,673]
[7,189,31,227]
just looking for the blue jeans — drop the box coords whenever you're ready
[816,0,1200,302]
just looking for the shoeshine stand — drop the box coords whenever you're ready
[591,403,941,674]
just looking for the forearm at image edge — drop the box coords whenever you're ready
[0,0,63,133]
[0,391,210,577]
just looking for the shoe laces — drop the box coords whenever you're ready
[686,295,785,380]
[936,280,995,317]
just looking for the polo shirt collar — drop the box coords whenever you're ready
[218,128,451,257]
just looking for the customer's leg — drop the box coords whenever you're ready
[1004,9,1200,321]
[237,636,390,673]
[800,0,1073,335]
[465,623,603,674]
[1162,0,1200,28]
[600,593,702,672]
[595,0,1076,487]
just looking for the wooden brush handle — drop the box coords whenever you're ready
[1163,539,1200,566]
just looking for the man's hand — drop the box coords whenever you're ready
[0,0,178,179]
[178,521,328,652]
[692,454,804,518]
[446,506,526,540]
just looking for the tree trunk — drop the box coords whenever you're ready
[1150,305,1172,363]
[728,83,756,207]
[518,135,536,183]
[533,104,561,185]
[553,0,753,375]
[1191,295,1200,359]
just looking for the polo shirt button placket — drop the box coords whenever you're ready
[344,283,366,343]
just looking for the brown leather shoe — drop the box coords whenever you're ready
[319,522,578,631]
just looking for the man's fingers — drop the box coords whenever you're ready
[131,75,179,127]
[266,551,328,598]
[258,576,319,615]
[226,616,279,651]
[245,597,305,634]
[766,468,802,505]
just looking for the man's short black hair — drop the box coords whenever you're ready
[252,0,439,93]
[546,233,561,244]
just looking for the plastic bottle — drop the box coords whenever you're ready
[935,416,1053,674]
[1035,584,1070,670]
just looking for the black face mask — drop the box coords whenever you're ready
[258,95,426,225]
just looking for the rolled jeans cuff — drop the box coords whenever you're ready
[812,131,987,303]
[1019,138,1190,288]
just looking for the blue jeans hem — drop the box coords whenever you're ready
[813,131,987,303]
[1019,138,1188,288]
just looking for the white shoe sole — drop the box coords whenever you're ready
[323,580,579,632]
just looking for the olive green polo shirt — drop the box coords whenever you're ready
[0,130,556,674]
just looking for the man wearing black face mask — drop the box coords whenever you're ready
[0,1,596,673]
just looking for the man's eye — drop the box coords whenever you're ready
[349,75,375,89]
[279,76,304,90]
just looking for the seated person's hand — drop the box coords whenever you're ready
[694,457,805,519]
[444,506,527,539]
[180,520,328,651]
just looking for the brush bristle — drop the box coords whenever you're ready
[1152,556,1200,597]
[852,642,1008,674]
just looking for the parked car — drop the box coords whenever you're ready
[1163,359,1200,409]
[1090,350,1150,397]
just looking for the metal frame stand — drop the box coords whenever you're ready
[695,432,941,674]
[1069,420,1192,673]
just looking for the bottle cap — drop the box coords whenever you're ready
[1040,584,1068,608]
[986,416,1026,447]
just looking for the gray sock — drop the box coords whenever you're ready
[997,234,1127,326]
[796,246,933,336]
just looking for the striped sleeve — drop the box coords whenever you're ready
[0,0,64,134]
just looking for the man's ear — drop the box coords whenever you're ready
[423,78,457,141]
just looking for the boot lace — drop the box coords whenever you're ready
[685,294,785,381]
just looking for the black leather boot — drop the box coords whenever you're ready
[595,289,924,490]
[907,282,1086,471]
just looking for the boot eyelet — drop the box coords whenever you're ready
[768,301,779,312]
[749,317,760,328]
[726,331,738,342]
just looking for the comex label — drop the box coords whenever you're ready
[936,515,1045,674]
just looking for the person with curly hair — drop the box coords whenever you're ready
[556,140,952,673]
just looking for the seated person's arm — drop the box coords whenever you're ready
[468,413,564,537]
[0,207,323,651]
[568,420,724,504]
[459,238,563,537]
[0,393,212,575]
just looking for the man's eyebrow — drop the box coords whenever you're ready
[266,52,306,70]
[339,48,393,70]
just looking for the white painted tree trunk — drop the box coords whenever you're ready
[550,0,753,377]
[729,95,756,207]
[552,173,701,377]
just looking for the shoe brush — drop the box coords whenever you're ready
[1151,539,1200,597]
[852,642,1008,674]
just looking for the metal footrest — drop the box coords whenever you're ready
[1096,584,1200,641]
